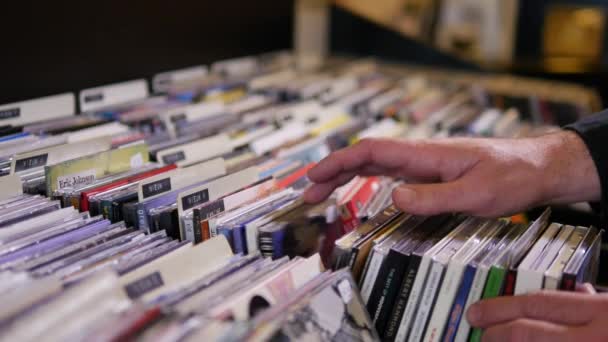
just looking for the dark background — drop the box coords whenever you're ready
[0,1,294,104]
[516,0,608,64]
[330,1,608,106]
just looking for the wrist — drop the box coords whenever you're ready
[537,130,601,205]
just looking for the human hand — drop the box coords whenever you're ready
[304,131,600,217]
[466,289,608,342]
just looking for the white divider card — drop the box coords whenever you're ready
[249,69,297,90]
[226,95,272,115]
[277,100,323,124]
[120,235,233,301]
[152,65,209,93]
[259,50,294,70]
[333,83,388,111]
[66,122,131,143]
[79,79,149,112]
[250,122,309,156]
[276,136,331,164]
[320,76,358,103]
[11,137,112,174]
[367,87,407,114]
[137,157,226,202]
[176,166,260,238]
[229,125,275,150]
[45,143,149,195]
[0,174,22,201]
[0,135,67,161]
[156,133,233,167]
[0,271,126,342]
[160,101,225,138]
[299,76,333,100]
[0,93,75,127]
[211,56,259,78]
[1,276,63,323]
[356,118,406,140]
[307,106,351,136]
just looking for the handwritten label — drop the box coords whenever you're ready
[181,189,209,211]
[142,178,171,198]
[56,169,96,189]
[162,151,186,165]
[124,272,164,299]
[14,153,48,172]
[0,108,20,120]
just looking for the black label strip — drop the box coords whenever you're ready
[14,153,49,172]
[124,271,164,299]
[181,189,209,211]
[162,151,186,165]
[142,178,172,198]
[84,93,104,103]
[0,107,20,120]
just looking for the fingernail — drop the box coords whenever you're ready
[467,304,481,326]
[394,187,417,204]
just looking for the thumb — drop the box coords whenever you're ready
[392,182,474,215]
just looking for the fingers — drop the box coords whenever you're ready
[307,139,373,183]
[481,318,572,342]
[307,138,446,184]
[391,181,474,215]
[303,171,357,203]
[576,283,597,294]
[467,291,601,327]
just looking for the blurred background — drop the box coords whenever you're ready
[1,0,606,110]
[332,0,608,106]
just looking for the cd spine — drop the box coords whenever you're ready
[200,220,211,242]
[368,248,410,336]
[217,226,234,253]
[560,273,576,291]
[136,203,149,233]
[469,266,507,342]
[409,261,445,342]
[122,202,138,228]
[454,266,490,342]
[232,225,247,255]
[385,254,422,341]
[190,208,201,243]
[442,265,476,342]
[150,212,162,233]
[272,226,287,259]
[502,268,517,296]
[258,230,274,258]
[396,252,433,342]
[360,249,385,303]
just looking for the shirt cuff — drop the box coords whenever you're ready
[564,116,608,221]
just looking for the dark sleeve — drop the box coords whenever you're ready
[564,109,608,219]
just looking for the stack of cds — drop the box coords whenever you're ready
[0,52,601,341]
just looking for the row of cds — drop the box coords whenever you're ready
[334,207,601,342]
[0,52,601,341]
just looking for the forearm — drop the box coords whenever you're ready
[538,130,601,205]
